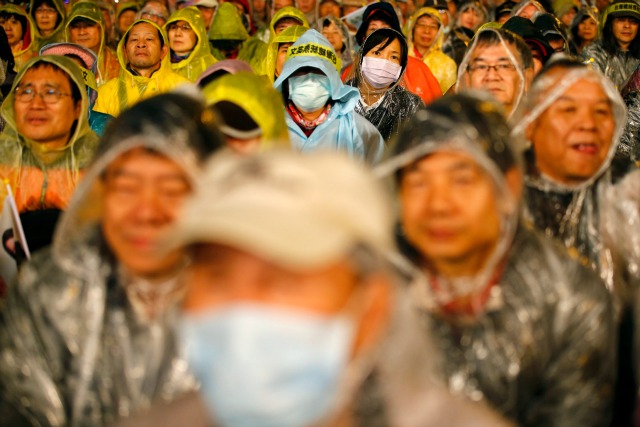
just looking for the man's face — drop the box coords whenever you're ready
[101,148,191,279]
[69,20,102,53]
[612,17,639,48]
[322,22,344,52]
[413,15,439,51]
[274,17,302,34]
[399,151,503,276]
[118,10,136,34]
[197,6,216,30]
[463,43,521,113]
[124,22,168,73]
[458,6,481,30]
[365,19,391,37]
[167,20,198,56]
[297,0,316,13]
[528,78,616,186]
[275,42,292,77]
[13,65,81,150]
[140,3,168,26]
[0,15,23,46]
[320,0,341,17]
[34,3,59,32]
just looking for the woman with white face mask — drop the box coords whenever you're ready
[346,28,424,142]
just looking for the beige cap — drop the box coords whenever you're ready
[164,150,394,270]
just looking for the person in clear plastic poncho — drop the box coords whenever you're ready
[94,19,190,117]
[65,1,121,85]
[317,15,356,72]
[110,149,513,427]
[163,6,217,82]
[407,7,457,93]
[375,92,616,427]
[274,29,384,164]
[345,28,424,143]
[456,27,533,118]
[201,71,291,153]
[0,92,224,427]
[512,58,631,301]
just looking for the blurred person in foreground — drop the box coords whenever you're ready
[0,92,223,426]
[376,92,616,427]
[111,149,514,427]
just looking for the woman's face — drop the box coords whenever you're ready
[577,16,598,42]
[365,37,402,65]
[322,22,344,53]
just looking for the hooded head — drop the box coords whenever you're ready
[116,1,139,36]
[570,7,599,46]
[164,7,211,67]
[408,7,446,56]
[30,0,66,39]
[375,92,522,318]
[599,0,640,56]
[265,24,309,82]
[456,0,487,32]
[209,2,250,41]
[65,2,107,60]
[202,72,290,152]
[269,5,310,40]
[510,0,545,20]
[117,19,170,78]
[513,59,627,190]
[316,15,354,64]
[502,16,553,74]
[533,12,569,54]
[0,5,36,59]
[355,2,402,45]
[457,27,533,118]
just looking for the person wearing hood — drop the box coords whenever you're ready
[348,2,442,105]
[0,55,99,278]
[94,19,190,117]
[346,28,423,142]
[137,0,171,27]
[510,0,546,20]
[553,0,580,27]
[268,6,310,39]
[443,0,487,65]
[65,2,121,85]
[318,15,355,70]
[262,24,308,82]
[223,0,257,35]
[208,2,267,72]
[29,0,66,50]
[502,15,553,76]
[569,7,599,55]
[408,7,457,93]
[201,71,290,153]
[0,5,37,72]
[512,58,631,302]
[194,0,218,31]
[164,6,217,81]
[0,92,224,427]
[116,1,139,42]
[456,27,533,118]
[296,0,319,27]
[582,0,640,88]
[376,92,615,427]
[275,29,384,164]
[533,13,570,54]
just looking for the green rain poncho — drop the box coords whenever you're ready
[65,1,121,84]
[0,5,38,72]
[29,0,67,50]
[209,2,267,73]
[164,6,217,81]
[0,55,99,214]
[202,71,290,148]
[267,6,310,41]
[261,24,308,82]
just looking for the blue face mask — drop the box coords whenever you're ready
[179,304,355,427]
[288,73,332,113]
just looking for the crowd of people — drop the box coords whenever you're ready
[0,0,640,425]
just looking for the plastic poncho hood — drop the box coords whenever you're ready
[375,93,522,316]
[268,6,310,41]
[456,27,528,118]
[274,29,353,106]
[316,15,355,68]
[201,71,290,148]
[29,0,66,46]
[209,2,249,41]
[512,65,626,191]
[263,24,308,82]
[164,6,217,80]
[0,5,37,70]
[117,19,170,74]
[408,7,446,56]
[65,2,108,81]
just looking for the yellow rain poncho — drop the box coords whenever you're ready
[0,55,99,215]
[164,6,217,81]
[0,5,38,72]
[29,0,66,50]
[268,6,310,41]
[209,3,267,73]
[261,25,308,82]
[93,19,190,117]
[201,72,290,149]
[407,7,457,93]
[65,1,120,85]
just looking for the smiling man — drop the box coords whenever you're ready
[94,19,189,117]
[457,27,533,118]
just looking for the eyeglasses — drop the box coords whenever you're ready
[35,7,58,15]
[15,87,71,104]
[467,62,516,75]
[168,23,192,32]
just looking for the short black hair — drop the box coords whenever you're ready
[31,0,62,28]
[0,11,28,36]
[124,21,165,48]
[360,28,408,70]
[24,60,83,105]
[473,28,534,70]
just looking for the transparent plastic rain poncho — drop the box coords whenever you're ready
[456,27,528,118]
[345,28,424,143]
[0,92,224,427]
[619,65,640,166]
[375,93,616,426]
[315,15,356,72]
[512,66,630,302]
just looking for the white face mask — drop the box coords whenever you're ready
[361,56,402,89]
[179,304,355,427]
